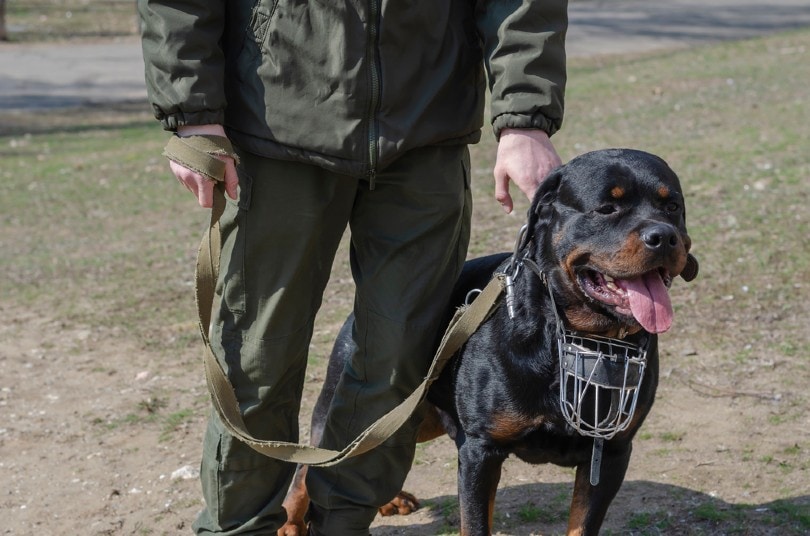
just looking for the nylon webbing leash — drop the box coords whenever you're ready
[163,134,241,181]
[195,182,505,466]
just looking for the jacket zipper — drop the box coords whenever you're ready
[366,0,381,189]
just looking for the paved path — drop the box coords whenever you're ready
[1,0,809,110]
[565,0,810,57]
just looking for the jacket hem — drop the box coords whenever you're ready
[225,129,483,179]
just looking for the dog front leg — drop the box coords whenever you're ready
[566,442,631,536]
[457,436,505,536]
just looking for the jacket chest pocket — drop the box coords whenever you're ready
[234,0,279,82]
[249,0,280,48]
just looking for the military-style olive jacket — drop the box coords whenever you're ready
[139,0,567,179]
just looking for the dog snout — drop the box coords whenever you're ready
[640,223,679,252]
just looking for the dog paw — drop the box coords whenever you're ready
[378,491,420,516]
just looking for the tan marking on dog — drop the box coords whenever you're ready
[559,232,673,335]
[489,412,544,443]
[416,405,447,442]
[658,185,670,198]
[279,466,310,536]
[460,512,469,536]
[566,306,642,337]
[378,491,419,516]
[566,467,592,536]
[610,186,625,199]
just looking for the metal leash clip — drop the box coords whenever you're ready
[505,224,529,319]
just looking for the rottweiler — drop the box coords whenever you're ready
[278,148,699,536]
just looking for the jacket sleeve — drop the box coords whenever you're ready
[138,0,228,131]
[475,0,567,139]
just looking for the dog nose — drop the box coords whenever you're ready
[640,223,678,251]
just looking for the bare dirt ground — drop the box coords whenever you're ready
[3,290,807,535]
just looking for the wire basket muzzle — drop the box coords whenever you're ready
[558,332,648,440]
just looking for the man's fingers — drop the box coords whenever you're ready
[169,159,215,208]
[195,179,214,208]
[176,175,194,194]
[164,126,240,208]
[494,169,514,214]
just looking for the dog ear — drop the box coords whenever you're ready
[680,253,699,282]
[526,168,563,231]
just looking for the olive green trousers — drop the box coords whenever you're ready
[192,145,472,535]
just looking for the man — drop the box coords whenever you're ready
[139,1,567,534]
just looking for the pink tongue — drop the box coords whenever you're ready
[620,271,673,333]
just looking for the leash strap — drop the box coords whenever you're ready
[196,184,505,466]
[163,134,241,182]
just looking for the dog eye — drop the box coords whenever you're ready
[595,204,618,215]
[665,202,681,213]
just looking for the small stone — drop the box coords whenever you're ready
[171,465,199,481]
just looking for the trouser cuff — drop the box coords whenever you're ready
[307,502,373,536]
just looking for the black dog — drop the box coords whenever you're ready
[279,148,698,536]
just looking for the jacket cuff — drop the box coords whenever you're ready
[154,107,227,132]
[492,112,562,140]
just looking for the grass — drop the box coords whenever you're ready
[160,408,196,442]
[1,103,202,354]
[3,0,139,42]
[685,499,810,535]
[13,35,801,355]
[515,498,567,525]
[86,391,200,441]
[769,500,810,531]
[659,431,685,442]
[627,510,673,533]
[4,30,809,374]
[424,497,460,535]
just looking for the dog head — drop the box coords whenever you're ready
[527,148,699,337]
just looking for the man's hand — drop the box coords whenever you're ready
[170,124,239,208]
[493,128,562,214]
